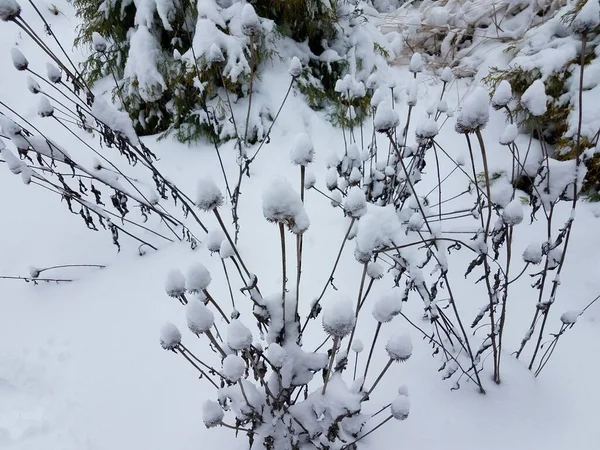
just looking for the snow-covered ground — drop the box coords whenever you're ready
[1,2,600,450]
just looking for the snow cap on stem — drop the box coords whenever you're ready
[241,3,261,36]
[322,297,355,337]
[492,80,512,108]
[207,229,224,253]
[219,239,235,259]
[290,133,314,166]
[27,77,41,94]
[267,343,286,367]
[208,43,225,64]
[227,319,253,351]
[523,243,543,265]
[289,56,302,78]
[373,290,403,323]
[186,300,214,334]
[160,323,182,350]
[37,97,54,118]
[499,123,518,145]
[374,101,400,133]
[202,400,224,428]
[196,178,223,211]
[386,332,412,361]
[46,63,62,83]
[186,262,211,294]
[92,32,108,53]
[0,0,21,21]
[571,0,600,34]
[409,52,423,74]
[367,261,384,280]
[344,187,367,218]
[502,199,524,225]
[391,395,410,420]
[10,48,27,71]
[440,67,453,83]
[351,339,364,353]
[455,86,489,133]
[521,80,547,116]
[222,354,246,382]
[262,178,309,232]
[165,269,186,297]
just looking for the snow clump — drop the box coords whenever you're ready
[196,178,224,211]
[222,354,246,382]
[290,133,314,166]
[160,323,182,350]
[373,291,403,323]
[186,301,214,335]
[165,269,186,297]
[186,262,211,294]
[455,86,489,133]
[322,298,355,337]
[202,400,224,428]
[227,319,253,351]
[386,333,412,361]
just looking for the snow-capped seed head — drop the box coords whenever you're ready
[92,32,107,53]
[560,310,581,325]
[241,3,261,36]
[366,73,379,90]
[492,80,512,108]
[219,239,235,259]
[386,333,412,361]
[325,167,338,191]
[289,56,302,78]
[0,0,21,21]
[354,247,372,264]
[186,262,211,294]
[374,101,400,133]
[165,269,186,297]
[160,323,182,350]
[391,395,410,420]
[455,86,489,134]
[367,261,384,280]
[409,52,423,73]
[202,400,224,428]
[10,47,27,71]
[502,198,524,225]
[186,300,214,334]
[46,63,62,83]
[351,339,364,354]
[344,187,367,218]
[222,354,246,382]
[207,228,224,253]
[499,123,518,145]
[440,67,453,83]
[330,190,342,208]
[262,178,308,229]
[227,319,253,351]
[37,96,54,118]
[290,133,314,166]
[305,169,316,190]
[27,76,41,94]
[267,343,286,367]
[437,99,448,113]
[322,297,355,337]
[415,118,438,139]
[521,80,547,117]
[397,384,409,396]
[407,79,418,106]
[196,178,223,211]
[523,243,543,265]
[28,265,40,278]
[571,0,600,34]
[290,208,310,234]
[208,43,225,64]
[373,291,403,323]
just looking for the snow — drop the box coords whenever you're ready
[385,333,412,361]
[240,3,260,36]
[492,80,513,108]
[409,52,423,73]
[27,76,41,94]
[571,0,600,33]
[208,43,224,64]
[289,56,302,78]
[455,86,489,133]
[560,310,582,325]
[222,354,245,382]
[160,323,182,350]
[202,400,224,428]
[196,178,224,211]
[344,186,367,218]
[10,47,27,70]
[45,63,62,83]
[521,80,548,117]
[374,101,400,132]
[390,395,410,420]
[226,319,252,351]
[266,343,286,367]
[502,199,524,226]
[322,297,355,337]
[185,262,211,294]
[206,229,224,253]
[499,123,518,145]
[262,178,308,231]
[289,133,314,166]
[440,67,453,83]
[165,269,186,297]
[367,261,384,280]
[0,0,20,21]
[351,339,364,353]
[37,97,54,118]
[186,300,215,335]
[123,26,166,102]
[91,32,107,53]
[523,242,543,264]
[373,290,403,323]
[219,240,235,259]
